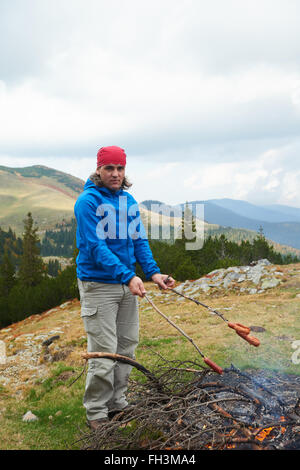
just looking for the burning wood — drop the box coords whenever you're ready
[237,383,268,407]
[75,353,300,451]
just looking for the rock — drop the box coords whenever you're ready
[257,259,272,265]
[59,301,72,309]
[250,326,266,332]
[174,259,284,298]
[48,329,63,335]
[46,308,59,315]
[248,288,258,295]
[223,278,231,289]
[275,335,294,341]
[185,285,201,296]
[0,341,6,365]
[261,278,280,289]
[247,265,264,284]
[34,334,49,341]
[200,284,211,293]
[42,335,60,347]
[23,411,39,422]
[174,285,184,294]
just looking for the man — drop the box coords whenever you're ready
[74,145,175,430]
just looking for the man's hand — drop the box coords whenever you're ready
[128,276,146,297]
[151,273,175,290]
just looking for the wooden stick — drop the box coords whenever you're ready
[169,288,228,322]
[81,352,163,390]
[145,294,205,358]
[82,352,151,375]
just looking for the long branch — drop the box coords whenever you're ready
[145,294,205,358]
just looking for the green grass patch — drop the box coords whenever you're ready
[0,363,87,450]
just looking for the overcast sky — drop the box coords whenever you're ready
[0,0,300,206]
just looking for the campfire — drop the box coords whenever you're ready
[74,290,300,451]
[76,356,300,451]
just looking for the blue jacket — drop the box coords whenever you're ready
[74,178,160,284]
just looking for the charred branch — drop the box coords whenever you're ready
[73,354,300,451]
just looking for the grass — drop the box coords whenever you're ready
[0,365,86,450]
[0,268,300,449]
[0,171,76,234]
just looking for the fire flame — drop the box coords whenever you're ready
[255,426,274,441]
[206,416,287,449]
[255,417,286,442]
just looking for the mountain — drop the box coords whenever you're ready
[261,203,300,222]
[209,198,300,223]
[0,165,85,234]
[186,199,300,250]
[141,198,300,253]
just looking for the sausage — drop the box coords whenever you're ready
[237,331,260,347]
[204,357,223,375]
[227,322,251,335]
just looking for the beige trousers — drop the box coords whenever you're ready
[77,279,139,420]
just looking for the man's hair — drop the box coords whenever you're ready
[89,172,132,190]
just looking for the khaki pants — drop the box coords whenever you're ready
[77,279,139,420]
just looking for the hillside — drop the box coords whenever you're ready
[0,165,85,235]
[1,260,299,396]
[0,261,299,449]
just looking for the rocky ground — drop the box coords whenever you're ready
[174,259,292,297]
[0,299,85,398]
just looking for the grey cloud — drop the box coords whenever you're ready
[162,0,300,74]
[2,0,300,83]
[1,0,300,180]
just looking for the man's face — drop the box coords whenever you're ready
[96,164,125,191]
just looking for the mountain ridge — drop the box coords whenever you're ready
[141,198,300,251]
[0,165,85,234]
[0,164,299,254]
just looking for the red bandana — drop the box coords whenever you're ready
[97,146,127,167]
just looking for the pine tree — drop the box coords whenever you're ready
[174,257,198,281]
[18,212,46,287]
[0,248,16,296]
[252,226,270,261]
[182,203,196,240]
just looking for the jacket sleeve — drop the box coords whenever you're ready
[131,209,161,280]
[75,197,136,285]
